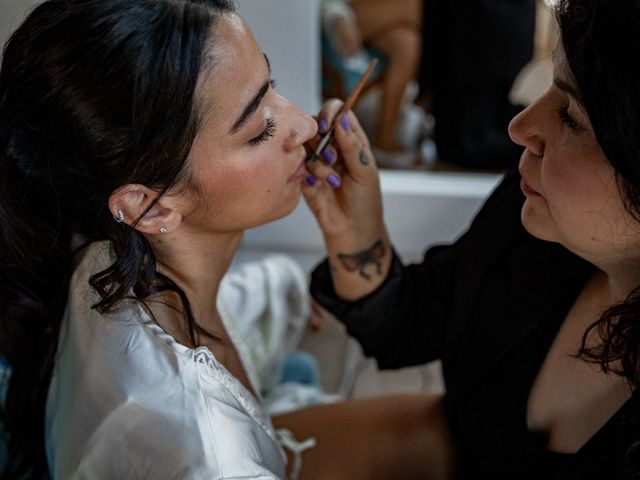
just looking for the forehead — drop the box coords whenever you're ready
[552,43,573,83]
[208,13,261,71]
[196,14,265,123]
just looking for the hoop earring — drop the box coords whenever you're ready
[114,210,125,223]
[159,226,168,233]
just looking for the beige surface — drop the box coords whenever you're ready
[299,312,444,398]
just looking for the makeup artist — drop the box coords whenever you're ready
[300,0,640,478]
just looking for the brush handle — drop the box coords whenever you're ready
[341,58,378,112]
[306,58,378,162]
[313,126,335,158]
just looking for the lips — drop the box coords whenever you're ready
[520,176,541,196]
[288,156,309,183]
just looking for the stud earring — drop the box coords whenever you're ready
[114,210,125,223]
[159,226,168,233]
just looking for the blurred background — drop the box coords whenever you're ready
[0,0,556,172]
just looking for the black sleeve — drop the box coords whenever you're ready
[311,242,459,369]
[310,170,519,370]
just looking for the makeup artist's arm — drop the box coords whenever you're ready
[303,100,392,301]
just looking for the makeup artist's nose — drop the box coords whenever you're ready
[283,102,317,151]
[508,100,544,157]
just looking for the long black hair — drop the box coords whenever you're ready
[557,0,640,476]
[0,0,235,477]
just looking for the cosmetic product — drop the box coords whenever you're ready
[306,58,378,163]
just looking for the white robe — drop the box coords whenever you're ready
[45,242,311,480]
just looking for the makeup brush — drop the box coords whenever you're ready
[306,58,378,162]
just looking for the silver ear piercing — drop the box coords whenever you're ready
[159,226,168,233]
[114,209,125,223]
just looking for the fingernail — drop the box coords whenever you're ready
[340,114,349,131]
[327,174,341,189]
[321,148,336,165]
[319,119,328,132]
[305,175,318,186]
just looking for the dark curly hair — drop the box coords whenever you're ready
[0,0,235,477]
[557,0,640,477]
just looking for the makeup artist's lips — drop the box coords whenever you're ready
[520,177,541,197]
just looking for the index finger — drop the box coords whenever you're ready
[316,98,345,135]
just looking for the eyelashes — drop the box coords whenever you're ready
[248,117,277,146]
[558,105,585,134]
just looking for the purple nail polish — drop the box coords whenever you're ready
[322,148,336,165]
[340,114,349,131]
[305,175,318,186]
[319,119,328,132]
[327,174,341,189]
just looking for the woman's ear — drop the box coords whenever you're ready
[108,184,182,235]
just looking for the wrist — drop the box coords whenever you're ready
[324,232,393,301]
[323,224,388,254]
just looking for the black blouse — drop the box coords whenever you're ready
[310,170,639,479]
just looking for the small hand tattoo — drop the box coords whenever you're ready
[359,147,370,166]
[337,240,386,281]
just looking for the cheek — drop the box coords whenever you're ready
[542,155,626,248]
[540,142,605,215]
[198,153,296,223]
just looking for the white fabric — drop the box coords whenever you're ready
[45,242,311,480]
[218,255,309,395]
[264,382,342,416]
[274,429,316,480]
[220,258,342,419]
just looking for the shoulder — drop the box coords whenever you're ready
[48,346,287,479]
[49,321,286,479]
[49,244,288,478]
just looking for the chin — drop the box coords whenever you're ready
[278,192,303,219]
[520,203,557,243]
[250,192,302,229]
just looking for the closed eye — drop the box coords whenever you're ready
[557,105,585,134]
[248,117,277,146]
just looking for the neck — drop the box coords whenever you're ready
[149,229,244,329]
[593,257,640,304]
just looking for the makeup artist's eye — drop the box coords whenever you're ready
[248,117,277,146]
[558,105,585,134]
[270,79,278,89]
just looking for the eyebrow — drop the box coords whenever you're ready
[229,54,273,134]
[554,77,582,102]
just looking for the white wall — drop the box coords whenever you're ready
[0,0,38,49]
[236,0,322,115]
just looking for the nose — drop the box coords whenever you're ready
[281,96,318,151]
[508,100,544,157]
